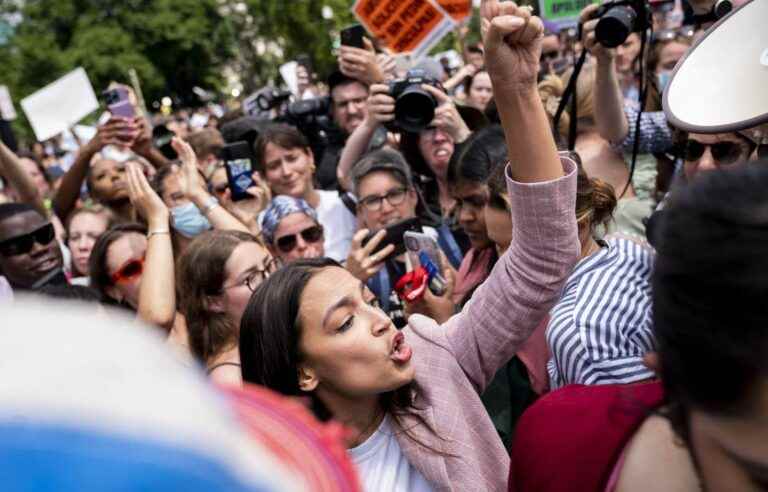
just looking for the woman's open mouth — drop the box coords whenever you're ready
[390,331,412,364]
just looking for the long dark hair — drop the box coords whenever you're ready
[652,161,768,444]
[177,230,259,364]
[448,124,506,187]
[240,257,448,452]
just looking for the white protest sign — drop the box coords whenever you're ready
[0,85,16,120]
[21,67,99,141]
[279,61,299,97]
[352,0,457,58]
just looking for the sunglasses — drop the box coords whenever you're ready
[274,225,323,253]
[110,256,145,284]
[683,139,751,166]
[210,183,229,196]
[0,223,56,257]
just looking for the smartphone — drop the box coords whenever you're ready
[362,217,421,261]
[222,141,255,201]
[340,24,366,49]
[103,88,135,118]
[404,231,443,271]
[404,231,447,296]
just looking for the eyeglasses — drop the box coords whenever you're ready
[0,223,56,257]
[110,256,145,285]
[225,256,279,292]
[358,187,408,212]
[275,225,324,253]
[683,139,752,165]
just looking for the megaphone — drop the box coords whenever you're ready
[663,0,768,133]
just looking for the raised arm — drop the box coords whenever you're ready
[439,1,579,392]
[0,141,47,217]
[581,4,630,144]
[171,137,250,233]
[337,84,393,191]
[52,118,134,220]
[125,162,175,331]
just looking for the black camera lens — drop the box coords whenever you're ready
[596,5,637,48]
[394,86,436,133]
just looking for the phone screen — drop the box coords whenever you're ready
[222,142,255,201]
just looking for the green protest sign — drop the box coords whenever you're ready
[538,0,600,27]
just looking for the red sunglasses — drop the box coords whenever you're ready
[110,256,145,284]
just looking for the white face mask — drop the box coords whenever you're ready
[171,202,211,238]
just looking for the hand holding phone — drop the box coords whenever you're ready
[361,217,421,260]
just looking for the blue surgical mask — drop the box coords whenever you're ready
[171,202,211,238]
[657,71,672,93]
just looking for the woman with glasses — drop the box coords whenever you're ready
[176,230,276,386]
[260,195,325,265]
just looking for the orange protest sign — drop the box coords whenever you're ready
[353,0,456,56]
[435,0,472,22]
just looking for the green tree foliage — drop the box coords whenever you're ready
[223,0,357,94]
[0,0,235,111]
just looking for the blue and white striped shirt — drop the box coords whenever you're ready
[547,237,655,390]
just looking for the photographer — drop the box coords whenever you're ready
[314,71,385,191]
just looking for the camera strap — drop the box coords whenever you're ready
[553,49,588,151]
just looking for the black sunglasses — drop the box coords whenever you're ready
[275,225,323,253]
[683,139,751,165]
[0,223,56,257]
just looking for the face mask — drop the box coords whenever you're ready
[657,71,672,93]
[171,202,212,238]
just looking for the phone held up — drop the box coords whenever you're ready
[362,217,421,262]
[340,24,367,49]
[102,87,135,119]
[221,141,256,202]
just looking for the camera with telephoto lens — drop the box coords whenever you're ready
[593,0,652,48]
[256,89,292,112]
[386,69,443,133]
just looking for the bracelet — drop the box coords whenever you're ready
[147,229,170,239]
[201,195,220,216]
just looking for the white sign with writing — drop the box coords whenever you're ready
[21,67,99,141]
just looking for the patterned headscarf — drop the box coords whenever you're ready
[260,195,318,245]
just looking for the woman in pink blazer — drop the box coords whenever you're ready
[239,3,580,490]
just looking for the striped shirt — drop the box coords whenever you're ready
[547,237,655,390]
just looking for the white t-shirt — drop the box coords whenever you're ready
[315,190,356,262]
[349,415,434,492]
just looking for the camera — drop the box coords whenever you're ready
[256,89,292,112]
[386,69,442,133]
[593,0,651,48]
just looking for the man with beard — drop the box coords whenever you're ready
[0,203,66,292]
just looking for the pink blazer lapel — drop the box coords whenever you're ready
[394,405,453,490]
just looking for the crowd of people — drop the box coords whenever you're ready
[1,0,767,490]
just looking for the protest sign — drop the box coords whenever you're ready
[353,0,456,58]
[21,68,99,141]
[0,86,16,120]
[436,0,472,22]
[538,0,600,28]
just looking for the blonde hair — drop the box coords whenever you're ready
[561,63,596,127]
